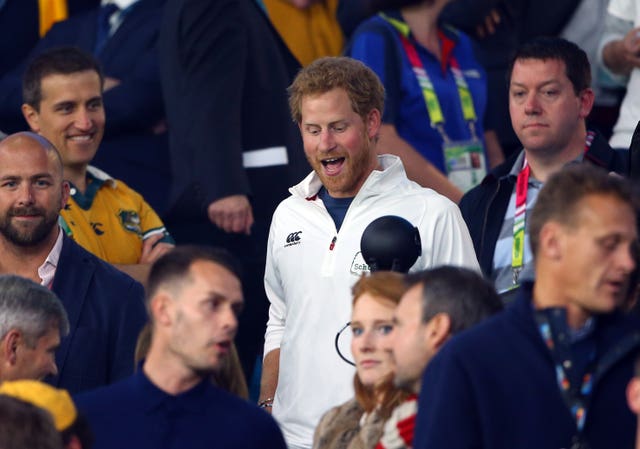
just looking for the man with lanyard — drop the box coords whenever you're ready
[459,36,630,303]
[414,163,640,449]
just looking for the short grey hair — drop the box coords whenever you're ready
[0,275,69,347]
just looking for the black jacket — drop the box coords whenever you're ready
[459,131,630,278]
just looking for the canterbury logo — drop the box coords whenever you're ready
[284,231,302,247]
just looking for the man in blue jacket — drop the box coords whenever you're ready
[415,163,640,449]
[0,131,147,394]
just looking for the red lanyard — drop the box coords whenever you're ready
[511,131,595,285]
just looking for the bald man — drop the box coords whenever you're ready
[0,132,147,394]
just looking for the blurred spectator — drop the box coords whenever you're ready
[134,322,249,399]
[75,246,287,449]
[21,47,174,285]
[0,275,69,383]
[627,357,640,449]
[158,0,309,379]
[263,0,344,66]
[0,0,169,214]
[0,0,99,78]
[376,266,502,449]
[0,395,62,449]
[0,380,94,449]
[347,0,498,202]
[416,164,640,449]
[600,0,640,150]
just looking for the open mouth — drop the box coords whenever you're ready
[215,340,231,353]
[321,157,345,175]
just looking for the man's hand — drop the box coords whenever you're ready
[604,26,640,75]
[475,9,501,38]
[139,233,174,264]
[207,195,254,235]
[619,27,640,69]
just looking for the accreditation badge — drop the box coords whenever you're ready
[443,139,487,192]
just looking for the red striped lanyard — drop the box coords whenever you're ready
[380,13,477,142]
[511,131,595,285]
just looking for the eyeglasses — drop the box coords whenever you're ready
[335,321,355,366]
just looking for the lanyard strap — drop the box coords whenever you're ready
[511,131,596,285]
[535,312,596,433]
[380,13,477,133]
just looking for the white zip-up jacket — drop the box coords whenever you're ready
[264,155,479,448]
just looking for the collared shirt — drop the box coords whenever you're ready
[60,165,173,264]
[38,227,63,288]
[492,150,542,296]
[492,150,585,297]
[100,0,139,36]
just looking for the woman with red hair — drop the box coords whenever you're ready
[312,272,409,449]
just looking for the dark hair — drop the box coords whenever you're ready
[23,46,104,110]
[507,37,591,94]
[405,266,503,334]
[146,245,243,302]
[529,164,637,258]
[0,395,63,449]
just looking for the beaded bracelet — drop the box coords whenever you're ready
[258,398,274,408]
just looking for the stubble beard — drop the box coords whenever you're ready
[0,206,58,247]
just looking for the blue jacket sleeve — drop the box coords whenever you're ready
[414,344,482,449]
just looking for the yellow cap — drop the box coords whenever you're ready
[0,380,77,431]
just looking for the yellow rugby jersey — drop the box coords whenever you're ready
[59,166,174,264]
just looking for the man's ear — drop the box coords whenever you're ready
[366,108,381,141]
[21,103,41,132]
[627,377,640,414]
[3,330,21,366]
[150,292,173,327]
[538,222,563,261]
[426,313,452,353]
[578,88,595,119]
[61,181,71,209]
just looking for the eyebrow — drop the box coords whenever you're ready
[0,173,54,180]
[510,79,559,89]
[303,119,348,127]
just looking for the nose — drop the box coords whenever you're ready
[48,358,58,377]
[620,243,637,274]
[524,92,541,115]
[17,183,35,206]
[74,108,94,131]
[358,329,376,352]
[318,129,336,152]
[222,305,239,338]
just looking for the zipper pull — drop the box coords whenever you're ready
[329,236,337,251]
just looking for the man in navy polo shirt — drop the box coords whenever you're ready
[75,246,286,449]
